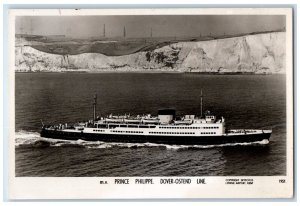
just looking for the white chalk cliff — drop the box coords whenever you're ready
[15,32,286,74]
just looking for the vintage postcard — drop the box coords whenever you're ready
[8,8,293,199]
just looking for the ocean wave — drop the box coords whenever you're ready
[15,130,269,149]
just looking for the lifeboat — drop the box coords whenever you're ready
[142,117,160,124]
[124,118,142,123]
[174,119,193,125]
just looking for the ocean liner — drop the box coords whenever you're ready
[40,94,272,145]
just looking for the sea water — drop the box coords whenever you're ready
[15,73,286,176]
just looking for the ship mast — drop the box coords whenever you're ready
[200,89,203,118]
[93,94,97,121]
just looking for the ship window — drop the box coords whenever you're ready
[139,125,148,128]
[128,125,137,128]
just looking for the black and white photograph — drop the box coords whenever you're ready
[8,8,293,199]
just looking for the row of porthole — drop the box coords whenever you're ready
[149,132,195,135]
[113,131,143,134]
[159,127,219,129]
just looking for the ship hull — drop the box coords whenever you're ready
[40,129,271,145]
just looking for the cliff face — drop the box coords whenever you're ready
[15,32,286,74]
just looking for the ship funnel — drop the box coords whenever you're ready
[158,109,176,124]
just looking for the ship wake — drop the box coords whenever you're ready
[15,130,270,150]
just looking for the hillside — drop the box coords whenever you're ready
[15,32,286,74]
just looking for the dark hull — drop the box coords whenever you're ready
[40,129,271,145]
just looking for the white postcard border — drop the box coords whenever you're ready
[7,8,294,199]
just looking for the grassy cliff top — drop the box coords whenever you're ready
[16,29,285,56]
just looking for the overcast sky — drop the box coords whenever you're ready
[15,15,285,38]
